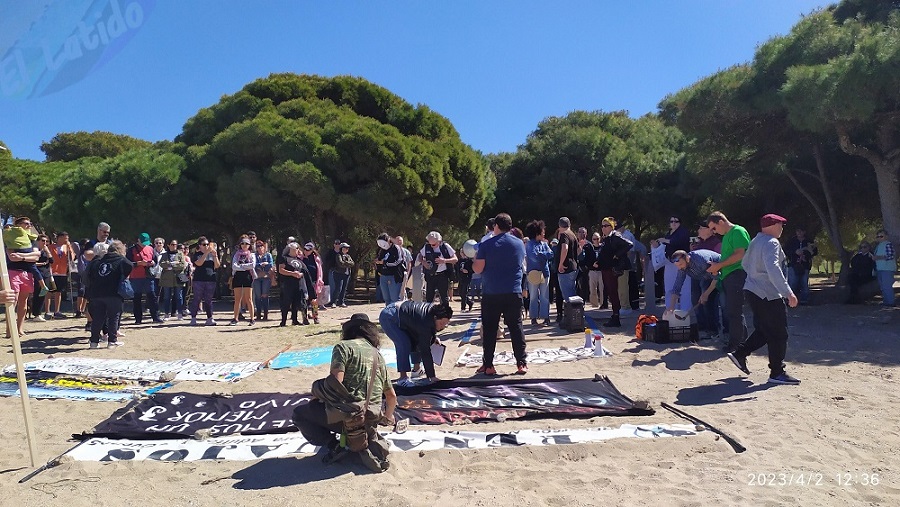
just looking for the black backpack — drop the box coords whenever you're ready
[423,243,456,282]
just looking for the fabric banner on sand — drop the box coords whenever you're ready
[455,347,605,368]
[268,347,397,369]
[81,392,312,439]
[2,357,261,382]
[66,424,698,462]
[0,373,169,402]
[81,376,651,439]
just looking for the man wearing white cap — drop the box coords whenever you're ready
[419,231,457,306]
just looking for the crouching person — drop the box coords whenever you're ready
[292,313,396,472]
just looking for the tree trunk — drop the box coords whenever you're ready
[836,125,900,246]
[812,145,851,286]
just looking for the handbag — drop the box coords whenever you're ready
[176,270,190,284]
[343,350,381,452]
[118,278,134,299]
[526,270,545,285]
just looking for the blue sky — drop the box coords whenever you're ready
[1,0,833,161]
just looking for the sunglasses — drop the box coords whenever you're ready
[169,242,177,245]
[670,220,680,224]
[199,243,209,246]
[876,235,885,238]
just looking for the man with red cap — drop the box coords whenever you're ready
[726,213,800,385]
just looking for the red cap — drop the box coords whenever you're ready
[760,213,787,228]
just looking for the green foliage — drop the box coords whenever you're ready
[492,111,691,237]
[176,73,492,243]
[40,131,152,162]
[0,157,68,221]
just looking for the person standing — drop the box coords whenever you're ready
[615,221,644,314]
[581,232,604,308]
[473,213,528,375]
[668,249,721,338]
[726,214,800,385]
[324,239,341,307]
[189,237,220,326]
[375,233,405,305]
[706,212,751,353]
[872,229,896,306]
[158,239,187,321]
[420,231,457,306]
[332,243,354,307]
[784,227,818,305]
[657,216,692,312]
[456,248,474,313]
[230,236,256,326]
[395,236,413,300]
[524,220,552,326]
[127,233,162,324]
[555,217,579,301]
[48,231,75,318]
[279,242,315,326]
[86,240,132,348]
[597,217,633,328]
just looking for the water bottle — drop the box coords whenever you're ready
[584,328,593,349]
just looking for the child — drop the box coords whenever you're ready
[2,217,49,296]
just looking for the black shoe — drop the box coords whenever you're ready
[530,319,538,326]
[280,321,287,327]
[599,305,609,310]
[292,320,301,326]
[604,315,621,327]
[767,373,801,385]
[726,352,750,375]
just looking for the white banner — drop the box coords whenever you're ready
[2,357,261,382]
[455,347,607,368]
[66,424,698,462]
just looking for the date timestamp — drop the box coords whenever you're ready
[747,472,880,487]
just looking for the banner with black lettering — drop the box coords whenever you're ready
[79,392,310,440]
[67,424,698,462]
[393,375,653,425]
[79,376,651,440]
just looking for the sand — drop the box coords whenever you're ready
[1,300,898,506]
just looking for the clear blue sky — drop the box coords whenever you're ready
[1,0,833,161]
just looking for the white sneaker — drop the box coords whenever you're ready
[410,366,426,379]
[107,341,124,348]
[161,316,169,322]
[205,318,216,326]
[177,315,183,321]
[35,315,46,322]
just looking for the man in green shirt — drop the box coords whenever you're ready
[706,211,751,352]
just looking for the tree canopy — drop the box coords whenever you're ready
[40,131,153,162]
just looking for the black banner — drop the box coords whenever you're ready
[393,375,652,425]
[79,376,651,440]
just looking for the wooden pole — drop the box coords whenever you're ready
[0,235,40,467]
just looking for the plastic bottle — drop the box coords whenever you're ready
[584,328,593,349]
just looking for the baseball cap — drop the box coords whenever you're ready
[138,232,151,246]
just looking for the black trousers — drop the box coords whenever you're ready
[425,271,450,306]
[628,270,640,310]
[722,270,748,350]
[735,291,789,378]
[292,400,342,446]
[89,296,123,344]
[481,293,527,367]
[457,275,472,310]
[280,281,307,324]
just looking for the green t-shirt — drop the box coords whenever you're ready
[720,225,751,279]
[330,338,391,409]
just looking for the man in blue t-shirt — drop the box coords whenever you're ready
[473,213,528,375]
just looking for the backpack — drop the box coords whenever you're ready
[424,243,456,282]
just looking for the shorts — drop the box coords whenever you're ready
[8,270,34,294]
[52,275,68,293]
[232,270,254,288]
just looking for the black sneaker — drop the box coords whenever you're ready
[726,352,750,375]
[768,373,801,385]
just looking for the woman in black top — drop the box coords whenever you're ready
[597,217,633,328]
[279,242,315,326]
[87,240,132,348]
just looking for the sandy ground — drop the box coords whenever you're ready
[1,298,898,507]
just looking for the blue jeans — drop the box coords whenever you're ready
[787,266,810,304]
[380,274,402,306]
[692,278,720,334]
[877,270,896,305]
[332,271,350,306]
[328,270,338,305]
[558,271,578,300]
[160,286,183,316]
[252,276,272,313]
[528,279,550,320]
[379,303,414,373]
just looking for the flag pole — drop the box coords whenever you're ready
[0,234,39,467]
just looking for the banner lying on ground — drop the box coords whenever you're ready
[455,347,604,368]
[0,373,169,402]
[2,357,261,382]
[268,347,397,369]
[79,376,651,439]
[393,376,653,425]
[66,424,698,462]
[80,392,310,440]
